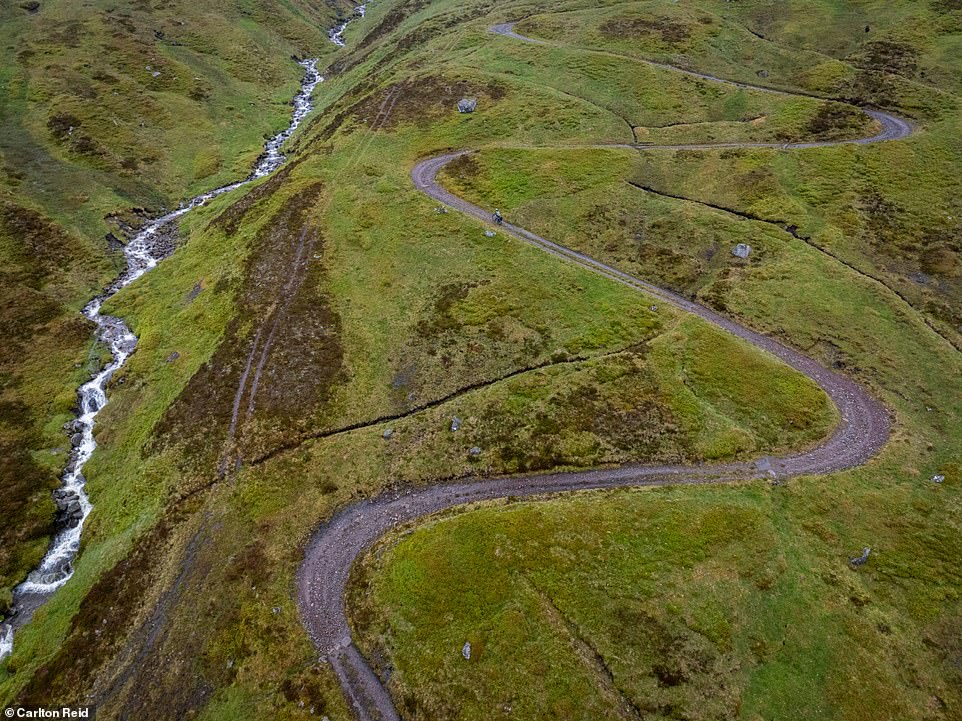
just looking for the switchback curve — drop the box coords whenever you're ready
[298,21,911,721]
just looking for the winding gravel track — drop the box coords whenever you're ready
[299,22,911,721]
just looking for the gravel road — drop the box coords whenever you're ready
[298,22,912,721]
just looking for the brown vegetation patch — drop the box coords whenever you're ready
[415,280,478,342]
[601,15,693,44]
[349,75,507,132]
[356,0,430,50]
[153,182,345,475]
[442,152,480,184]
[804,103,869,140]
[0,200,79,289]
[477,352,688,473]
[859,191,906,253]
[211,158,301,234]
[850,40,919,77]
[612,604,739,718]
[921,245,959,277]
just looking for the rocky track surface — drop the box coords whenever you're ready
[299,22,912,721]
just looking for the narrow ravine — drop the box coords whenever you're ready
[0,56,323,663]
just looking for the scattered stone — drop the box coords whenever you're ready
[468,447,482,457]
[756,69,769,78]
[450,417,462,432]
[70,433,84,447]
[105,232,124,251]
[732,243,752,259]
[434,206,448,214]
[226,659,234,669]
[649,305,658,312]
[382,428,395,440]
[931,474,945,483]
[165,351,180,363]
[457,98,478,114]
[461,641,471,659]
[850,547,871,566]
[484,230,497,238]
[272,606,281,615]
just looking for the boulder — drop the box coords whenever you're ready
[457,98,478,114]
[732,243,752,259]
[462,641,471,660]
[450,417,462,432]
[63,419,83,434]
[468,447,482,457]
[382,428,395,440]
[850,547,871,566]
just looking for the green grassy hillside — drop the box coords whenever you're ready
[0,0,960,720]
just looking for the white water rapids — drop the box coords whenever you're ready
[329,3,366,46]
[0,57,323,662]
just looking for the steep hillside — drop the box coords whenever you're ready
[0,1,960,720]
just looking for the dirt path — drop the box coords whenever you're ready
[299,23,913,721]
[489,23,913,149]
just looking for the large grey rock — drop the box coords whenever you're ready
[450,417,462,432]
[63,419,83,434]
[462,641,471,659]
[457,98,478,114]
[732,243,752,259]
[850,547,871,566]
[382,428,395,440]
